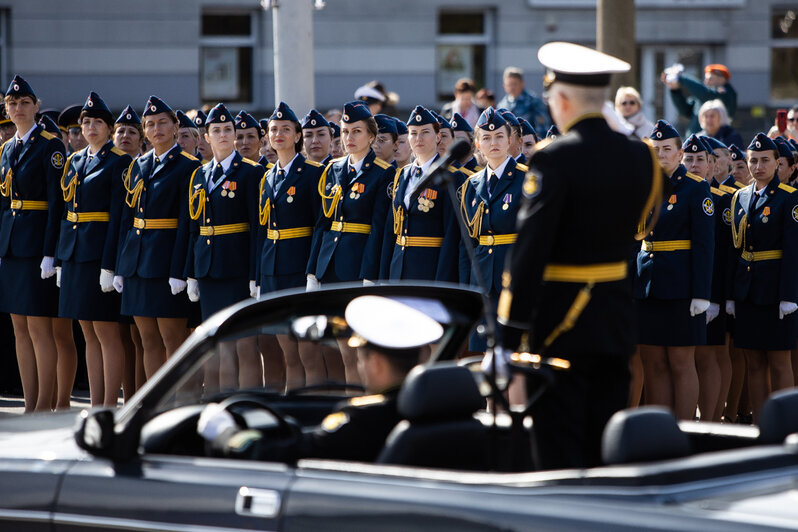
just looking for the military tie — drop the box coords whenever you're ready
[274,168,286,194]
[210,163,224,191]
[347,165,357,186]
[10,139,23,168]
[487,171,498,197]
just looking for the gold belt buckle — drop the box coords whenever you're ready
[400,236,407,247]
[273,229,280,240]
[486,235,495,246]
[207,225,215,236]
[140,219,147,229]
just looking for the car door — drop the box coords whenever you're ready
[53,454,293,531]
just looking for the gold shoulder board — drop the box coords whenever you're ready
[348,394,385,407]
[240,157,258,167]
[685,172,704,183]
[373,157,391,169]
[306,159,323,168]
[711,186,726,197]
[181,151,198,161]
[110,146,126,156]
[516,163,529,172]
[719,184,737,194]
[40,130,56,140]
[779,183,797,193]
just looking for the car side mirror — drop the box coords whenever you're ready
[74,409,115,457]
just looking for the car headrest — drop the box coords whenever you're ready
[759,388,798,444]
[602,407,691,465]
[397,363,484,422]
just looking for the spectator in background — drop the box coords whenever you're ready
[662,63,737,136]
[324,108,342,125]
[766,104,798,140]
[614,86,653,138]
[355,80,400,117]
[441,78,481,127]
[475,88,496,110]
[698,99,743,148]
[497,66,550,134]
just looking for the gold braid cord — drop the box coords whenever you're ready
[391,167,405,235]
[317,164,341,219]
[0,168,12,198]
[258,173,271,226]
[635,143,664,240]
[188,167,206,221]
[123,159,142,208]
[458,178,484,238]
[60,154,77,202]
[730,189,747,250]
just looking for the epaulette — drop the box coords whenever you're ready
[201,159,210,165]
[516,163,529,172]
[685,172,704,183]
[719,184,737,194]
[474,165,484,172]
[779,182,797,193]
[734,180,746,189]
[240,157,259,167]
[110,146,126,156]
[305,159,323,168]
[180,151,198,161]
[710,186,727,197]
[534,137,554,151]
[459,167,474,177]
[40,130,56,141]
[348,394,385,407]
[447,165,460,173]
[373,157,391,169]
[265,162,274,170]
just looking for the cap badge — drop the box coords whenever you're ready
[343,114,349,121]
[12,84,18,91]
[126,113,132,119]
[488,124,495,131]
[87,100,93,107]
[656,132,662,139]
[311,119,316,126]
[452,121,457,128]
[756,141,761,149]
[276,111,282,119]
[415,115,422,122]
[220,115,226,121]
[692,145,698,152]
[195,118,201,125]
[150,105,157,112]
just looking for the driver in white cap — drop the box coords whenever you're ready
[198,295,443,462]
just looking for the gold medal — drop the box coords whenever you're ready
[427,201,434,209]
[355,193,361,199]
[286,196,293,203]
[350,192,356,199]
[762,216,768,223]
[221,189,227,197]
[502,203,509,211]
[228,191,235,198]
[666,204,673,211]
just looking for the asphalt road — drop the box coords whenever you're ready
[0,390,99,416]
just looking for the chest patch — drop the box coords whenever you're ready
[702,198,714,216]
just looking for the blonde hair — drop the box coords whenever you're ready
[614,86,641,109]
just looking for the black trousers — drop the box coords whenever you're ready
[528,355,630,470]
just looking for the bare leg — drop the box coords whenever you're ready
[695,345,720,420]
[52,317,77,410]
[94,321,125,407]
[130,324,145,389]
[746,349,769,423]
[725,338,746,422]
[768,349,794,394]
[713,340,732,421]
[27,317,58,412]
[298,341,326,387]
[119,323,136,401]
[627,347,643,407]
[218,341,238,390]
[236,336,262,389]
[258,335,285,391]
[79,320,104,407]
[157,317,188,359]
[321,344,345,383]
[134,317,166,379]
[278,335,304,390]
[336,339,361,385]
[667,345,699,420]
[11,314,37,413]
[639,345,672,408]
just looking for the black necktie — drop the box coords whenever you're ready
[10,139,22,168]
[212,164,224,189]
[275,169,286,192]
[348,166,357,185]
[488,172,498,196]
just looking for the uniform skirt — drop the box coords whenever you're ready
[198,277,250,321]
[59,259,120,322]
[706,310,727,346]
[734,301,798,351]
[637,298,706,346]
[259,272,305,295]
[121,275,190,319]
[0,256,59,317]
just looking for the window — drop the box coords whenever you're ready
[436,11,493,102]
[200,12,255,103]
[771,9,798,101]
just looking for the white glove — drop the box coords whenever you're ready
[197,403,238,441]
[779,301,798,320]
[169,277,187,295]
[726,300,735,317]
[113,275,124,293]
[689,298,710,316]
[481,346,511,382]
[363,279,375,286]
[99,269,114,293]
[256,285,261,298]
[55,266,62,287]
[249,280,258,298]
[40,256,56,279]
[187,278,200,302]
[706,303,720,324]
[306,274,320,291]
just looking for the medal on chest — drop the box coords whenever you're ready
[418,188,437,212]
[286,186,296,203]
[502,193,512,211]
[349,182,364,200]
[666,194,677,211]
[221,181,236,198]
[762,206,770,223]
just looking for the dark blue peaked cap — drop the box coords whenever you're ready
[394,118,408,136]
[236,110,263,137]
[115,105,141,126]
[6,75,35,99]
[497,108,520,128]
[518,117,537,138]
[476,107,507,131]
[450,113,473,133]
[408,105,437,126]
[747,132,778,153]
[342,101,371,123]
[683,134,708,154]
[38,115,60,136]
[81,91,113,123]
[206,103,234,126]
[649,119,679,141]
[728,144,745,161]
[176,110,197,130]
[301,109,330,130]
[270,101,299,123]
[143,95,173,117]
[374,114,398,135]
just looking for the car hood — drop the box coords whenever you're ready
[0,410,85,460]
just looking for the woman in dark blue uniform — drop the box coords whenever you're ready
[459,107,525,352]
[186,103,262,390]
[258,102,325,389]
[728,133,798,422]
[57,92,131,407]
[234,110,266,165]
[301,109,333,166]
[636,122,715,420]
[0,76,66,412]
[380,105,462,283]
[308,101,393,383]
[116,96,200,379]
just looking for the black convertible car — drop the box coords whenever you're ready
[1,283,797,531]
